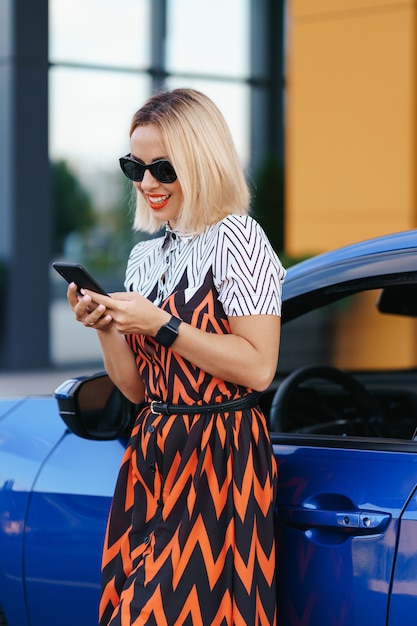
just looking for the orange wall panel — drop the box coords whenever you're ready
[286,1,417,256]
[293,0,415,17]
[331,292,417,370]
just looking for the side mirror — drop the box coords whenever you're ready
[54,372,138,440]
[377,284,417,316]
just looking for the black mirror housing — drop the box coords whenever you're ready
[377,283,417,316]
[54,372,138,440]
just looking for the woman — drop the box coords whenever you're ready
[68,88,286,626]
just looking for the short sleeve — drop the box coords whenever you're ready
[213,215,286,316]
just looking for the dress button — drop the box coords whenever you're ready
[147,425,155,434]
[149,463,156,472]
[143,536,150,544]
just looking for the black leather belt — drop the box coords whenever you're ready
[148,392,260,416]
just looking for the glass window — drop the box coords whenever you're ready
[279,291,417,374]
[166,0,250,78]
[49,67,151,366]
[49,66,150,169]
[48,0,254,368]
[49,0,151,68]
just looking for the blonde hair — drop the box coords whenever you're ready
[129,88,250,233]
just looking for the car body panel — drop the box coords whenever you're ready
[273,440,417,625]
[25,434,123,626]
[0,410,122,626]
[0,399,26,421]
[0,398,68,626]
[0,398,66,490]
[283,230,417,321]
[286,230,417,289]
[388,486,417,625]
[24,491,110,626]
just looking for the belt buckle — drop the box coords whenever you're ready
[150,400,163,415]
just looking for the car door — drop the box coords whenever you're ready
[23,432,124,626]
[270,236,417,625]
[387,482,417,625]
[272,436,417,626]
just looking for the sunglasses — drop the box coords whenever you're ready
[119,154,177,184]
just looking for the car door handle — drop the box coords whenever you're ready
[279,507,391,535]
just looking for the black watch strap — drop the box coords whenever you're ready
[154,315,182,348]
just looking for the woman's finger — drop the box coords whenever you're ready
[83,304,110,328]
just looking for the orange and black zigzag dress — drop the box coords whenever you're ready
[99,215,286,626]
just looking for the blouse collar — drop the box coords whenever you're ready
[162,222,197,246]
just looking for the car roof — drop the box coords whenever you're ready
[282,230,417,322]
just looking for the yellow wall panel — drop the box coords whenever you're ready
[332,292,417,370]
[289,213,413,256]
[286,3,417,256]
[293,0,416,18]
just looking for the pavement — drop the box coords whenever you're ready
[0,366,103,397]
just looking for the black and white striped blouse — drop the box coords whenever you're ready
[125,214,286,317]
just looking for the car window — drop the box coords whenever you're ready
[274,288,417,439]
[279,289,417,373]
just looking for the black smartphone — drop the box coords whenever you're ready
[52,262,109,296]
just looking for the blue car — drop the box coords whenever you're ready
[1,230,417,626]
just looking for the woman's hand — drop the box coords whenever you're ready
[67,283,145,403]
[67,283,113,331]
[80,290,170,337]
